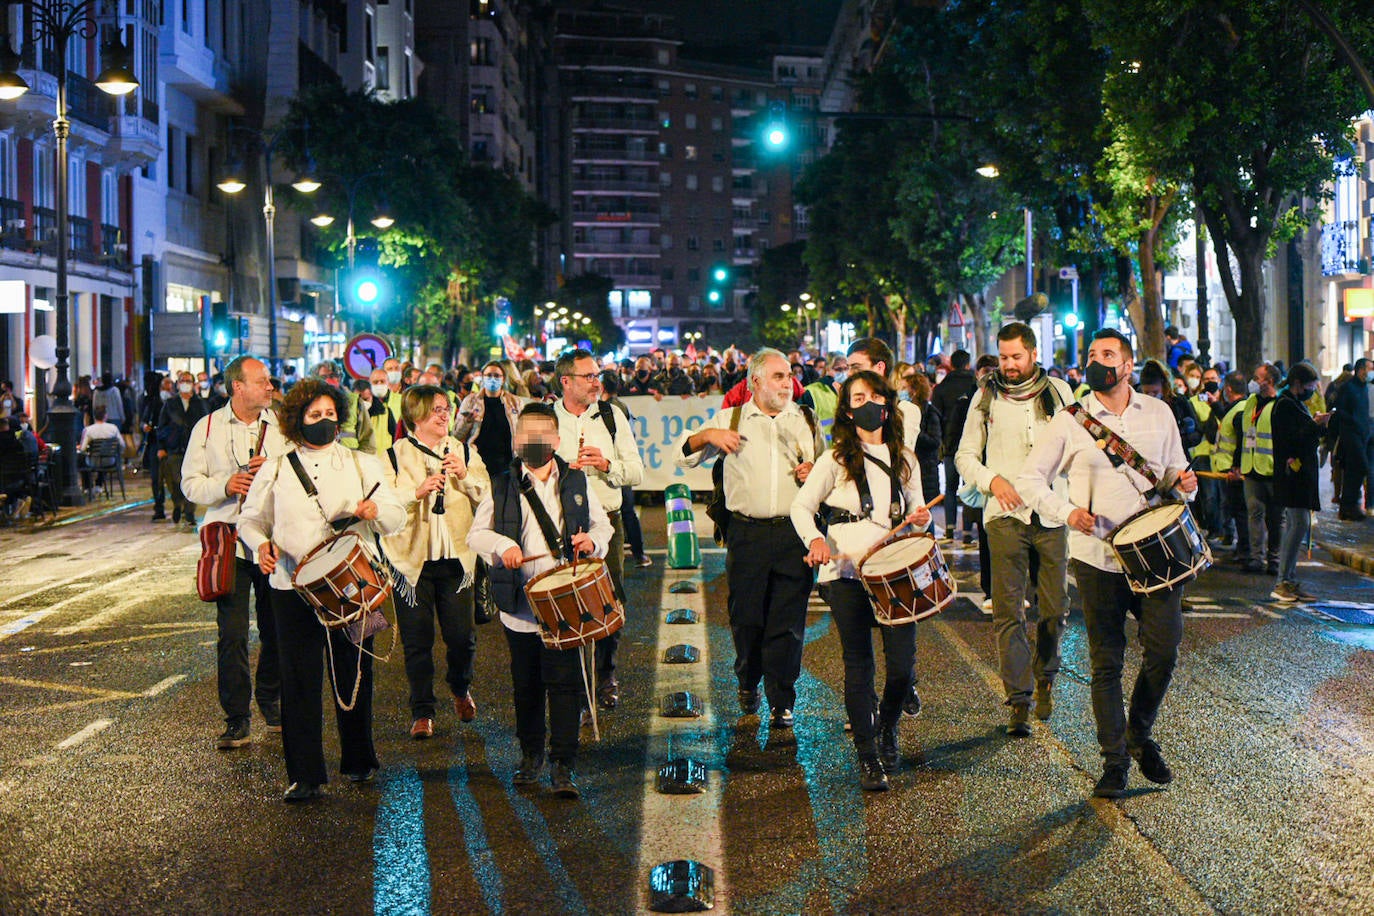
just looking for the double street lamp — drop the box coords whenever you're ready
[0,0,138,504]
[216,127,320,374]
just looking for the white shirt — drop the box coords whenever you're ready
[466,463,613,633]
[1016,389,1192,572]
[955,376,1075,525]
[78,421,122,451]
[181,404,291,533]
[553,398,643,512]
[895,400,921,454]
[676,398,824,519]
[238,443,408,590]
[790,442,926,583]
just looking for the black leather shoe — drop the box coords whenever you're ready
[150,511,166,521]
[261,706,282,732]
[1008,705,1031,737]
[283,782,323,803]
[738,688,760,715]
[858,754,889,792]
[596,678,619,710]
[1129,739,1173,785]
[550,762,580,799]
[878,724,899,772]
[902,686,922,718]
[771,708,794,729]
[1092,762,1130,798]
[346,767,378,784]
[513,752,545,786]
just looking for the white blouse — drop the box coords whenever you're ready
[791,442,927,584]
[238,443,408,591]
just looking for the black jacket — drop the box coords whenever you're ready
[156,395,205,454]
[933,369,977,454]
[1272,390,1323,510]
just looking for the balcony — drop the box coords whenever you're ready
[575,241,661,256]
[572,208,660,226]
[572,146,658,163]
[572,179,660,194]
[105,114,162,170]
[572,116,660,133]
[1322,220,1364,277]
[100,224,130,269]
[9,69,110,149]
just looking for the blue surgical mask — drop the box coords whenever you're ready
[1247,380,1260,395]
[898,389,912,402]
[481,376,503,394]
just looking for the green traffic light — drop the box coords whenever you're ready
[495,321,510,337]
[707,290,721,303]
[712,267,728,283]
[766,127,788,148]
[354,279,381,305]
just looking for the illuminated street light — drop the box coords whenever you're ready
[310,214,335,227]
[976,164,1000,178]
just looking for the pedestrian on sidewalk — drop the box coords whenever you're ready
[1332,358,1371,522]
[1271,363,1329,602]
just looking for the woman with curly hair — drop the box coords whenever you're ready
[238,378,407,802]
[789,370,932,792]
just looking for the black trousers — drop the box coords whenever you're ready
[1071,561,1183,766]
[147,452,164,510]
[620,485,645,557]
[216,556,280,725]
[272,588,378,786]
[395,557,475,719]
[1339,435,1369,513]
[504,627,583,766]
[726,515,812,712]
[823,579,916,753]
[594,510,625,684]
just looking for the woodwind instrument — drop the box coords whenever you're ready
[432,441,448,515]
[237,419,270,509]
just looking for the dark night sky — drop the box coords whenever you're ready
[616,1,845,56]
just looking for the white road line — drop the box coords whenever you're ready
[142,675,187,697]
[0,576,94,612]
[53,585,195,636]
[1253,606,1284,619]
[1183,612,1250,619]
[55,718,113,750]
[635,563,727,912]
[0,568,157,641]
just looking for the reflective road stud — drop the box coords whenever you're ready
[664,484,702,569]
[663,644,700,664]
[649,860,715,912]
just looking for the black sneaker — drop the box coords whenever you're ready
[596,678,619,710]
[150,511,166,521]
[514,752,545,786]
[1092,762,1131,798]
[172,506,181,524]
[902,686,922,718]
[1008,705,1031,737]
[261,705,282,732]
[283,782,323,803]
[878,724,899,773]
[770,708,794,729]
[550,762,580,799]
[216,720,251,750]
[738,688,760,715]
[1129,739,1173,785]
[858,754,889,792]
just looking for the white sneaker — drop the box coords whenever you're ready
[981,597,994,615]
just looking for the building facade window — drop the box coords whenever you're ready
[685,174,698,190]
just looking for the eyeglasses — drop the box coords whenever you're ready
[430,406,452,417]
[566,373,601,383]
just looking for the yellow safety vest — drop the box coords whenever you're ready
[1212,400,1245,473]
[805,381,839,445]
[1074,382,1091,401]
[1188,395,1213,458]
[1239,394,1275,477]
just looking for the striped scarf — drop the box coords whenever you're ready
[979,367,1058,420]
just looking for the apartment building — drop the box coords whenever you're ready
[556,4,821,351]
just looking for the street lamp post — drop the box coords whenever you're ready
[0,0,138,504]
[217,127,318,376]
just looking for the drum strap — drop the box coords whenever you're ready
[856,453,904,524]
[1064,404,1172,496]
[518,473,568,560]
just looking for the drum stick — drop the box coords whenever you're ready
[363,482,380,502]
[924,494,944,509]
[1194,470,1231,480]
[518,553,550,565]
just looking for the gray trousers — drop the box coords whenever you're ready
[1244,476,1283,568]
[984,515,1069,707]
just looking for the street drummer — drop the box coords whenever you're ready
[1017,329,1197,799]
[955,322,1075,737]
[466,403,613,799]
[790,370,930,792]
[238,378,407,803]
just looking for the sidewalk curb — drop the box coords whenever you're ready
[1316,541,1374,576]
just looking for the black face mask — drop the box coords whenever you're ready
[636,370,650,380]
[519,442,555,468]
[301,418,337,447]
[1085,361,1119,393]
[1203,381,1219,394]
[851,401,887,432]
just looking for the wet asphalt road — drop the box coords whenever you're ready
[0,505,1372,915]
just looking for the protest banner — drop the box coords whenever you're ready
[621,394,723,492]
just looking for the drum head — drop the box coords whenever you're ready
[527,558,603,595]
[1112,503,1185,544]
[295,536,358,581]
[861,535,935,577]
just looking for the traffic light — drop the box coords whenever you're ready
[762,101,789,151]
[706,263,731,308]
[343,266,389,312]
[209,299,232,352]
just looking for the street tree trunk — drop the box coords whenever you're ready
[1200,200,1270,374]
[963,291,989,359]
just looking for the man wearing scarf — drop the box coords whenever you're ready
[955,322,1075,737]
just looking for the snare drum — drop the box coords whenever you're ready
[1108,502,1212,595]
[291,532,392,628]
[524,558,625,650]
[857,533,956,625]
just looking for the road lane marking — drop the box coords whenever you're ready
[635,560,727,913]
[1252,605,1284,619]
[929,620,1216,915]
[55,718,113,750]
[0,568,158,641]
[142,675,187,697]
[53,585,196,636]
[0,576,94,612]
[1183,612,1250,619]
[0,624,216,658]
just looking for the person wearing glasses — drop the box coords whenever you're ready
[552,348,644,711]
[383,385,491,740]
[456,360,523,475]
